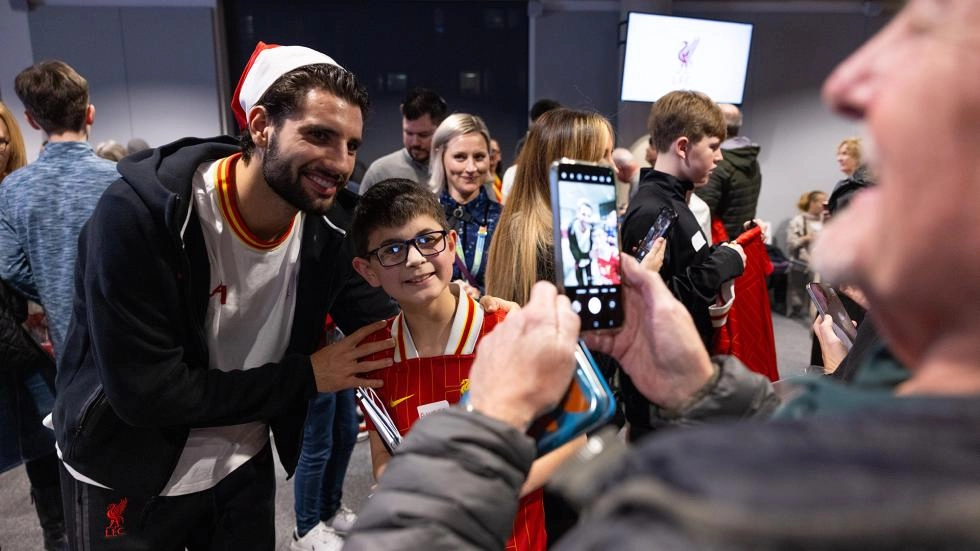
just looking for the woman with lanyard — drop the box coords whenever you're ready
[427,113,501,298]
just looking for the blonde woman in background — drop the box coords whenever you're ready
[484,108,615,543]
[836,137,861,178]
[427,113,500,297]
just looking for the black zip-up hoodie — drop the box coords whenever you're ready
[54,136,395,496]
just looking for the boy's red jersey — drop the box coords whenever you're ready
[360,293,546,551]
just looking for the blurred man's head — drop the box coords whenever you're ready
[529,98,561,124]
[816,0,980,369]
[612,148,639,182]
[400,88,447,163]
[719,103,742,138]
[488,138,502,178]
[645,135,657,165]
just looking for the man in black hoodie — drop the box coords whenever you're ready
[694,103,763,241]
[54,43,397,549]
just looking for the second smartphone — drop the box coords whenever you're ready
[549,158,624,330]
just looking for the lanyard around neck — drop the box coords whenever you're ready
[455,225,487,282]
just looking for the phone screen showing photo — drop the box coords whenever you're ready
[551,161,623,330]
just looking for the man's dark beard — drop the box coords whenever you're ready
[263,133,342,215]
[408,148,429,164]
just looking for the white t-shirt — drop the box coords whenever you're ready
[160,153,304,496]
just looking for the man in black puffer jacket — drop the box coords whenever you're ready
[695,103,762,241]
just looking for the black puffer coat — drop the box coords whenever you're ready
[695,139,762,241]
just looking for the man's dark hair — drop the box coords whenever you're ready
[530,99,561,123]
[240,63,369,162]
[14,60,89,135]
[400,88,448,124]
[351,178,449,257]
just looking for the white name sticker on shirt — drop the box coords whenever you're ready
[417,400,451,418]
[691,231,707,252]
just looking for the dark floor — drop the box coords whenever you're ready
[0,311,813,551]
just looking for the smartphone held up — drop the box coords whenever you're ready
[806,282,857,349]
[635,206,677,261]
[550,159,624,331]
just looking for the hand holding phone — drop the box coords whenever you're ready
[806,282,857,349]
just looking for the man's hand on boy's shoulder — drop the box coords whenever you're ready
[311,320,394,392]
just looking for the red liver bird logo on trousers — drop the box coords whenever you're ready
[105,497,127,538]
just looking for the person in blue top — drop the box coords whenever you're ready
[427,113,501,298]
[0,60,119,359]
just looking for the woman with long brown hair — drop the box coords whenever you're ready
[483,108,614,543]
[485,108,614,304]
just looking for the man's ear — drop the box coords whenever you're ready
[85,104,95,126]
[352,256,382,288]
[248,106,271,149]
[23,111,41,131]
[672,136,690,160]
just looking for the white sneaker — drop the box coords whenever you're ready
[290,522,344,551]
[326,505,357,535]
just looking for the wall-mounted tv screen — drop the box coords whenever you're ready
[621,13,753,104]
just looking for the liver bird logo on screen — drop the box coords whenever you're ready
[674,37,700,87]
[678,37,700,65]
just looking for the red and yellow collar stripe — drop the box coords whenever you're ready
[391,290,484,361]
[215,153,295,251]
[449,292,479,356]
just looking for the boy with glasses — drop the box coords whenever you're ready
[351,178,549,551]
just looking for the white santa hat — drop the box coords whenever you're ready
[231,41,341,130]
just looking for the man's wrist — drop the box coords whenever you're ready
[466,397,535,432]
[654,359,720,414]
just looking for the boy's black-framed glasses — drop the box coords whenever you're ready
[364,230,449,267]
